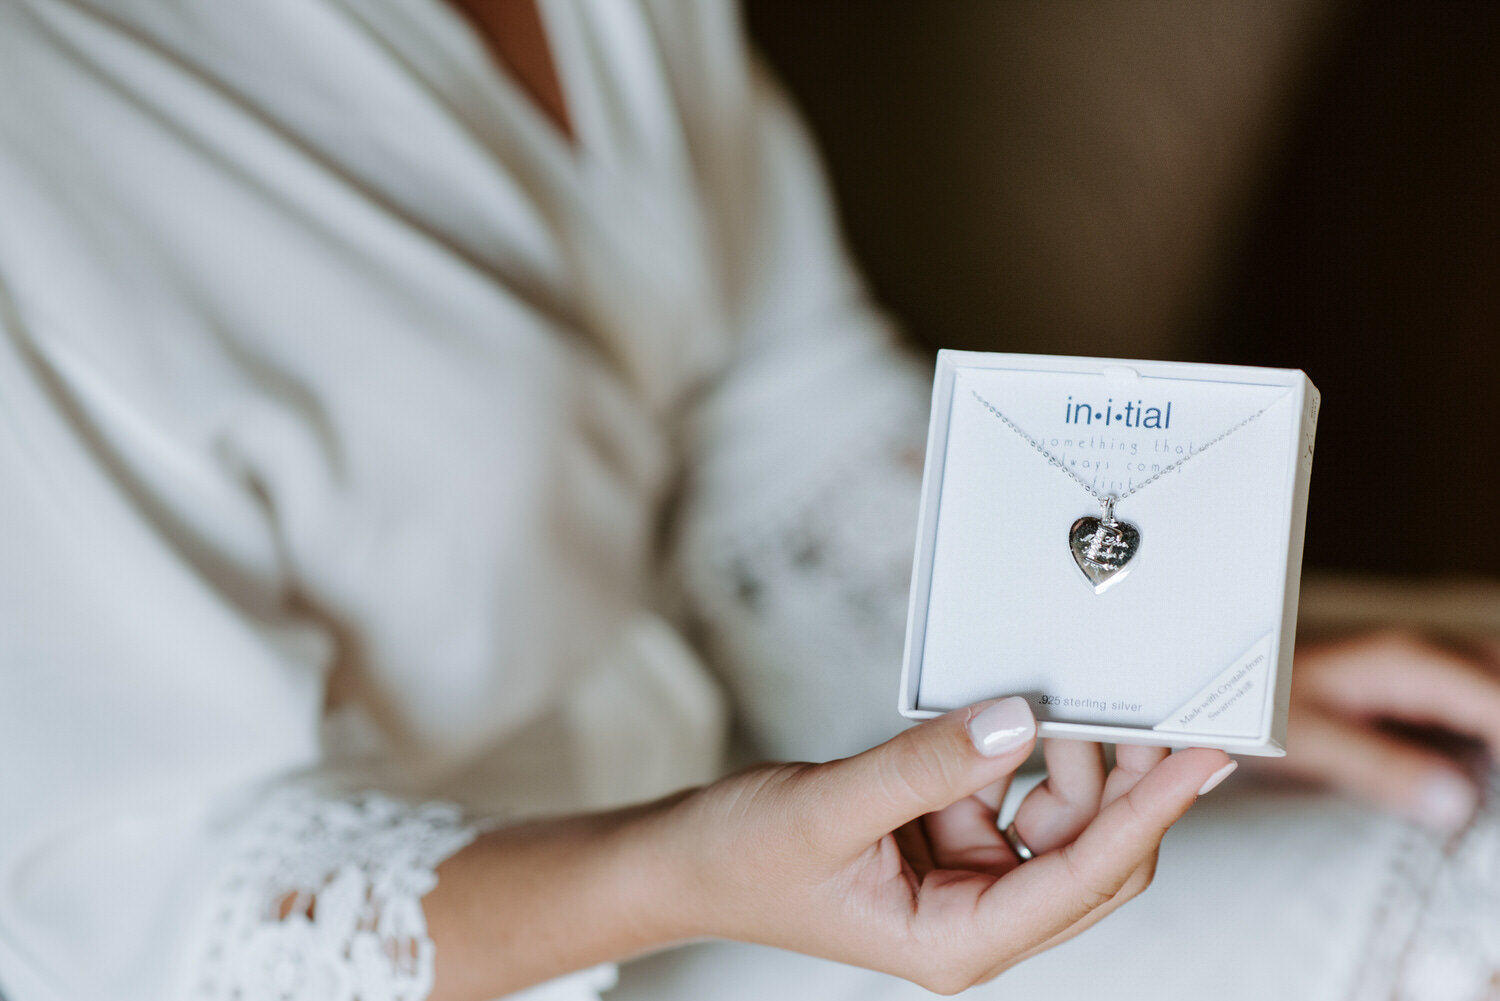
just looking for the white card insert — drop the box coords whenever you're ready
[899,352,1319,755]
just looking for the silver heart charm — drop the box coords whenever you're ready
[1069,515,1140,594]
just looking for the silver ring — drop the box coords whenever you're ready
[1001,821,1036,862]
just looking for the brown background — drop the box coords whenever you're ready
[748,0,1500,578]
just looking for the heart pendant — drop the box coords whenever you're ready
[1069,516,1140,594]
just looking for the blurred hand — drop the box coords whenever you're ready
[1268,631,1500,832]
[655,699,1232,994]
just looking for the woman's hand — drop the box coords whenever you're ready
[1268,631,1500,832]
[425,699,1231,999]
[648,699,1232,995]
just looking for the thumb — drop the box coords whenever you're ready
[814,697,1037,846]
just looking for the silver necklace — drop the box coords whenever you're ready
[970,389,1271,593]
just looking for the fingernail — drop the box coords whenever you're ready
[1197,761,1238,796]
[967,697,1036,757]
[1413,772,1477,833]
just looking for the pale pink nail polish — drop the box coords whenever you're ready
[1197,761,1238,796]
[1413,772,1477,833]
[967,697,1036,757]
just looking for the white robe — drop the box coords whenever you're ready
[0,0,924,997]
[0,2,1493,1000]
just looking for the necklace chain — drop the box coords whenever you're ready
[970,389,1271,505]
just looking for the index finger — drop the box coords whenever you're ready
[1315,635,1500,755]
[974,746,1229,945]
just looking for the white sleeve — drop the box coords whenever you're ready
[0,3,677,995]
[669,14,932,765]
[0,299,486,1001]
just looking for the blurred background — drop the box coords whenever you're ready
[747,0,1500,589]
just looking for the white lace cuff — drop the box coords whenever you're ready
[193,788,479,1001]
[1349,771,1500,1001]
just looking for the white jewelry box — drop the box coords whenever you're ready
[899,351,1320,755]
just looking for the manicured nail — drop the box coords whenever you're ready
[967,697,1036,757]
[1413,772,1477,833]
[1197,761,1238,796]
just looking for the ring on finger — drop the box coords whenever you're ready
[1001,820,1036,862]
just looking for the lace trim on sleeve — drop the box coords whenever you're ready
[671,366,928,763]
[193,788,479,1001]
[1347,771,1500,1001]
